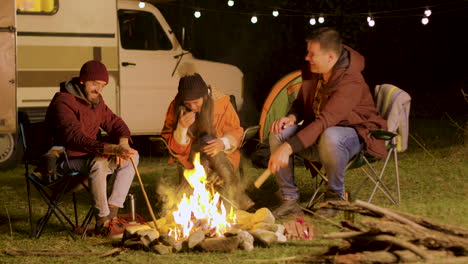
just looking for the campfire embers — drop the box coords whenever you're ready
[120,153,288,254]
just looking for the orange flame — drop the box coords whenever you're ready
[170,153,236,240]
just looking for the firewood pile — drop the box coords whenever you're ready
[311,200,468,263]
[118,208,289,254]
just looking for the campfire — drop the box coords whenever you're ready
[169,153,236,240]
[120,153,294,254]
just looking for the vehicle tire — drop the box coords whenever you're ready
[0,132,23,169]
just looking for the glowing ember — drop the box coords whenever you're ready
[169,153,236,240]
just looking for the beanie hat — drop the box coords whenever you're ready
[177,63,208,101]
[79,60,109,84]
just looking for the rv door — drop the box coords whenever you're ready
[117,1,181,135]
[0,0,16,133]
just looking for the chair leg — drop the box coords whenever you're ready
[394,150,400,204]
[80,207,96,239]
[364,153,397,204]
[26,177,36,238]
[307,179,325,209]
[73,192,78,227]
[306,162,328,209]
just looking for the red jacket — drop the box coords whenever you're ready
[46,78,131,158]
[287,46,387,158]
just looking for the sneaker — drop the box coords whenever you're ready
[273,199,303,218]
[94,215,110,236]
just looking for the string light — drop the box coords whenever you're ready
[309,17,316,25]
[138,1,145,8]
[421,17,429,25]
[367,14,375,27]
[318,14,325,23]
[424,7,432,17]
[182,2,454,26]
[251,15,258,24]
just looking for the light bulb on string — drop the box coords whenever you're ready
[194,10,201,18]
[368,19,375,27]
[309,17,316,25]
[318,15,325,24]
[138,1,145,8]
[367,13,372,23]
[424,8,432,17]
[272,10,279,17]
[227,0,234,7]
[421,17,429,25]
[251,15,258,24]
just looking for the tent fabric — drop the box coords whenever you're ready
[259,70,302,143]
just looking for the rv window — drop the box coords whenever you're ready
[16,0,58,15]
[118,10,172,51]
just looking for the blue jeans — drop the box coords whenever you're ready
[58,153,139,217]
[269,126,361,200]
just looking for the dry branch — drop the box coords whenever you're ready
[354,200,426,230]
[361,218,468,253]
[389,209,468,238]
[0,248,94,257]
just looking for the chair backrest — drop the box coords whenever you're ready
[239,125,260,149]
[20,121,53,163]
[374,84,411,152]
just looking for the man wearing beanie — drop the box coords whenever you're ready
[45,60,139,237]
[161,63,254,210]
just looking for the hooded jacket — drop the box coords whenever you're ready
[287,45,387,158]
[45,77,131,158]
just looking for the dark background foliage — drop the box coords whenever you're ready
[156,0,467,126]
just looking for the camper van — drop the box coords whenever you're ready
[0,0,244,168]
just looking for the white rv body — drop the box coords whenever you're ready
[0,0,244,168]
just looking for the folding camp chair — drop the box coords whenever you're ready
[306,84,410,208]
[20,121,95,240]
[238,125,260,179]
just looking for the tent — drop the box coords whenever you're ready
[259,70,302,143]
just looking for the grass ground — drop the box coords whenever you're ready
[0,119,467,264]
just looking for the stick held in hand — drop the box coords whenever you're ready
[254,169,272,189]
[130,157,158,230]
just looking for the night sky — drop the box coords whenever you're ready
[157,0,467,126]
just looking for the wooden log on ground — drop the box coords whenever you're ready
[388,209,468,238]
[0,248,94,257]
[323,231,431,260]
[328,249,455,264]
[361,218,468,254]
[354,200,426,231]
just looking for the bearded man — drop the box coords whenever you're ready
[46,60,138,237]
[162,64,253,210]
